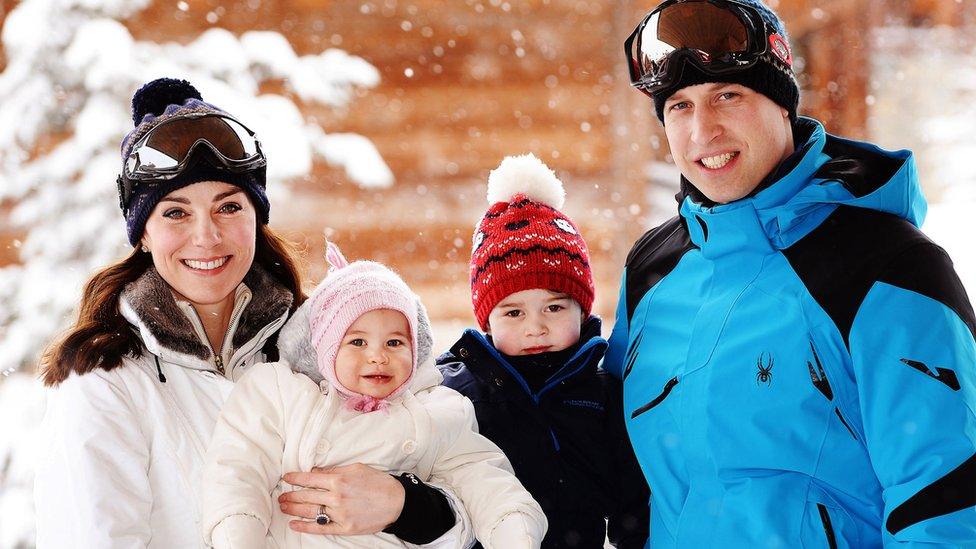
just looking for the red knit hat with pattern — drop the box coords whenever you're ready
[470,153,594,331]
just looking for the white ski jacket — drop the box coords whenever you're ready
[33,267,473,548]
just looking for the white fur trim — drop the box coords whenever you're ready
[486,153,565,209]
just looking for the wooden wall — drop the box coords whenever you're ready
[123,0,656,321]
[1,0,971,325]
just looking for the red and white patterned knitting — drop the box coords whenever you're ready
[470,153,595,331]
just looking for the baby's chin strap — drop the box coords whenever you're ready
[325,241,349,272]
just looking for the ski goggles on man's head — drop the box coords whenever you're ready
[117,112,266,213]
[625,0,793,97]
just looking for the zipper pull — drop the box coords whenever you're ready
[154,356,167,383]
[214,354,224,375]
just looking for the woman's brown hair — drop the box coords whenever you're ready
[40,225,306,386]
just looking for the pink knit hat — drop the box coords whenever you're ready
[308,243,419,412]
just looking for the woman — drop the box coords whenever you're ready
[34,78,465,548]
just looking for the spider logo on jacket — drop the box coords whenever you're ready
[756,352,774,386]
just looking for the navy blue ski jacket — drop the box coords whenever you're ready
[605,117,976,547]
[439,317,650,548]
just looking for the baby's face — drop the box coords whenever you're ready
[487,289,583,356]
[334,309,413,399]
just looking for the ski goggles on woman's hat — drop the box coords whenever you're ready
[117,112,266,212]
[625,0,794,97]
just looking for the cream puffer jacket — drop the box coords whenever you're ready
[33,267,474,549]
[201,293,547,549]
[202,360,547,549]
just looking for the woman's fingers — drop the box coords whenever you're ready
[277,488,336,507]
[279,464,406,535]
[278,501,327,520]
[282,470,335,490]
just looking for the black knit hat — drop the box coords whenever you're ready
[651,0,800,123]
[118,78,270,247]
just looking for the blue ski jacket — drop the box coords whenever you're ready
[605,117,976,548]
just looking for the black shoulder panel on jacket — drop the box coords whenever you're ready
[783,206,974,347]
[877,236,976,341]
[624,216,697,320]
[816,136,905,198]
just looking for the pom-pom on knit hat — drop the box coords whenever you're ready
[307,243,419,412]
[119,77,270,246]
[470,153,595,331]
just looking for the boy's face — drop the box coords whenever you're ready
[334,308,413,399]
[487,289,584,356]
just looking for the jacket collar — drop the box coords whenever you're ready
[449,316,608,401]
[120,264,292,370]
[677,117,926,259]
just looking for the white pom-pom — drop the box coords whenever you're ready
[486,153,565,209]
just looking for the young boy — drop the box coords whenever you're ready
[438,154,650,548]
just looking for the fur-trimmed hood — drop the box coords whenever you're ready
[120,264,293,370]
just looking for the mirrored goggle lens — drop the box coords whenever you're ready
[130,115,260,172]
[635,1,751,78]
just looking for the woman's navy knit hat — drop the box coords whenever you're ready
[651,0,800,122]
[119,78,270,247]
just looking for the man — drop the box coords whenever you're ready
[605,0,976,547]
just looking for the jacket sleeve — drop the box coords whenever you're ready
[201,361,288,548]
[604,269,630,380]
[33,369,153,549]
[848,243,976,546]
[605,377,650,549]
[424,387,547,548]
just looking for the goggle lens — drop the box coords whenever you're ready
[638,2,750,74]
[118,113,266,215]
[126,114,262,177]
[627,0,769,95]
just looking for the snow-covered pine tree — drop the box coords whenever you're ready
[0,0,393,544]
[0,0,394,376]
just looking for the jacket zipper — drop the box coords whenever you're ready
[834,408,858,440]
[175,289,250,376]
[219,290,251,378]
[631,376,679,419]
[548,429,560,452]
[808,342,859,441]
[817,503,838,549]
[154,355,167,383]
[175,300,223,374]
[807,341,833,401]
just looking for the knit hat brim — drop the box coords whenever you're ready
[125,164,269,246]
[476,270,594,332]
[653,57,799,123]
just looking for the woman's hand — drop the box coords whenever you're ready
[279,463,406,535]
